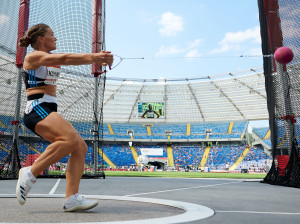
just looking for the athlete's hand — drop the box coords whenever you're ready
[99,51,113,68]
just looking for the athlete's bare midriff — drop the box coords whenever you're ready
[26,85,56,98]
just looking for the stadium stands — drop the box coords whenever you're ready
[1,137,271,172]
[244,147,270,162]
[100,144,135,167]
[237,147,271,172]
[0,114,249,141]
[172,145,204,167]
[1,114,270,172]
[100,121,248,140]
[252,127,269,139]
[206,145,245,169]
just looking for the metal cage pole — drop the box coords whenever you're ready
[93,77,99,174]
[10,0,30,177]
[92,0,104,176]
[15,0,30,139]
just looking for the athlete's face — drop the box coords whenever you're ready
[42,28,57,51]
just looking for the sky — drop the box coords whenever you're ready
[104,0,269,129]
[105,0,264,80]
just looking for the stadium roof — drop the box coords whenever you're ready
[101,67,269,123]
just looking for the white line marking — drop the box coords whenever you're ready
[217,210,300,215]
[49,179,60,195]
[124,181,240,197]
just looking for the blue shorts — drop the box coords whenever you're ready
[23,94,57,134]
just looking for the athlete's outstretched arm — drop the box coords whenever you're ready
[25,50,113,69]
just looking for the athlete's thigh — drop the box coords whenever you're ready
[35,112,79,143]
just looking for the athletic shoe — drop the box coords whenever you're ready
[16,167,36,205]
[63,194,99,212]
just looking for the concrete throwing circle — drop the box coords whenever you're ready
[0,194,214,224]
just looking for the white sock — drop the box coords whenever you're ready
[26,167,37,183]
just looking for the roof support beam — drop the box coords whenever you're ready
[103,82,124,105]
[229,73,266,99]
[164,79,167,121]
[210,81,246,119]
[186,81,205,121]
[128,82,145,122]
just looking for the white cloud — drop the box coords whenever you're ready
[156,38,204,56]
[187,38,204,49]
[245,48,262,56]
[222,26,261,44]
[185,49,202,58]
[156,45,184,56]
[210,26,261,54]
[158,11,184,36]
[0,15,9,26]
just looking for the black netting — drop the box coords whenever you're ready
[0,0,21,179]
[258,0,300,187]
[0,0,106,179]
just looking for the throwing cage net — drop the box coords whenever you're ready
[0,0,106,179]
[258,0,300,187]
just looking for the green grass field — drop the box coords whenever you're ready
[48,170,266,179]
[103,171,266,179]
